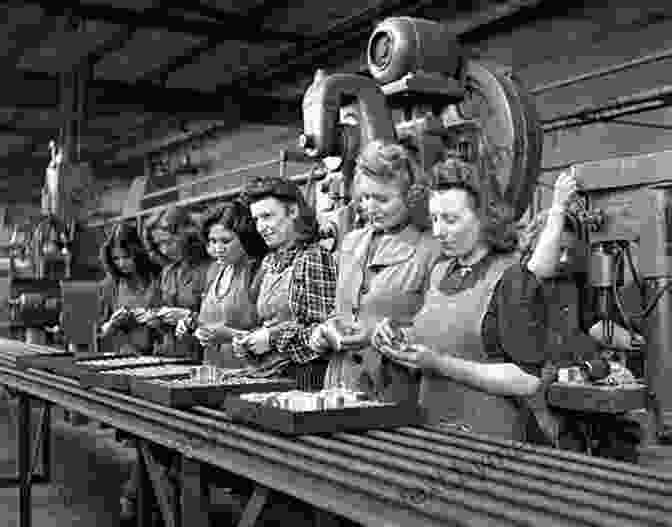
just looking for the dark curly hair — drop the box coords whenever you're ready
[201,200,268,262]
[241,175,319,243]
[101,223,161,284]
[143,206,209,266]
[353,140,431,230]
[431,158,519,254]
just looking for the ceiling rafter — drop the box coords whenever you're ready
[1,69,301,117]
[142,1,291,86]
[210,0,446,96]
[20,0,307,43]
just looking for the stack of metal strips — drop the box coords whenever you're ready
[0,337,669,526]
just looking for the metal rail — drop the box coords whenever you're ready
[531,47,672,96]
[85,161,325,228]
[541,84,672,133]
[0,339,670,527]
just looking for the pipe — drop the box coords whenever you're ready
[300,435,660,527]
[531,47,672,96]
[361,430,670,513]
[1,360,670,526]
[141,158,280,201]
[541,85,672,133]
[85,167,328,228]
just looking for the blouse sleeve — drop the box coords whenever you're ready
[487,264,548,376]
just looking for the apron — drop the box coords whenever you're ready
[101,278,159,355]
[412,254,526,440]
[198,262,257,368]
[252,252,328,390]
[324,226,438,402]
[159,261,209,359]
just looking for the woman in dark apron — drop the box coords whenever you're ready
[138,206,211,360]
[375,159,549,441]
[235,175,337,390]
[176,200,267,368]
[312,140,441,403]
[99,223,161,355]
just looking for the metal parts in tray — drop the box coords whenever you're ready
[129,365,297,408]
[224,388,425,435]
[547,381,649,413]
[79,361,199,392]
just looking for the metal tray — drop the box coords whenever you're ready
[129,376,297,408]
[224,396,425,435]
[547,382,648,414]
[15,351,127,374]
[79,362,198,392]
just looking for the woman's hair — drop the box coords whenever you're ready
[101,223,161,283]
[201,200,268,261]
[431,158,519,253]
[143,206,209,266]
[241,175,320,243]
[354,140,431,230]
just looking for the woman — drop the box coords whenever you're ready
[311,140,442,403]
[138,206,211,360]
[236,175,337,390]
[99,223,161,355]
[519,172,643,455]
[520,171,645,355]
[374,158,548,440]
[175,200,268,368]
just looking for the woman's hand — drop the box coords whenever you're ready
[99,321,115,337]
[551,171,579,212]
[175,318,191,338]
[372,317,409,350]
[135,309,162,328]
[235,328,270,356]
[377,343,434,371]
[158,307,192,326]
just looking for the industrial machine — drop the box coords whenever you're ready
[298,16,672,451]
[5,141,102,351]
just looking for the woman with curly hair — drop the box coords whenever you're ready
[99,223,161,354]
[373,157,549,440]
[310,140,442,403]
[138,205,211,360]
[174,200,268,368]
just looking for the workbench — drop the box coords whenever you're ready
[0,338,670,527]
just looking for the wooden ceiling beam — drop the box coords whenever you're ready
[142,1,292,84]
[23,0,306,43]
[1,69,301,118]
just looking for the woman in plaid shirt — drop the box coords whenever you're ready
[236,175,338,390]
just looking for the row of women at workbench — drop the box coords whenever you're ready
[100,140,643,517]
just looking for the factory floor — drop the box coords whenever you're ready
[0,393,336,527]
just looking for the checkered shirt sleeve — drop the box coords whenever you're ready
[270,243,337,363]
